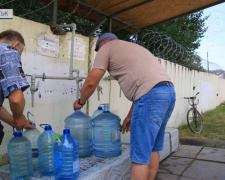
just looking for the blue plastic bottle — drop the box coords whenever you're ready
[37,124,56,176]
[7,130,34,180]
[54,129,79,180]
[92,105,103,119]
[64,110,93,157]
[23,123,41,170]
[93,104,122,157]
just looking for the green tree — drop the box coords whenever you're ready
[151,11,208,51]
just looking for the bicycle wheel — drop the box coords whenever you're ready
[187,108,203,133]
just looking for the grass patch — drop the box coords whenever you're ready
[178,103,225,141]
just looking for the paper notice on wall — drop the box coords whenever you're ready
[37,34,59,58]
[68,37,85,61]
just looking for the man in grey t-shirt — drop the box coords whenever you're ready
[74,33,176,180]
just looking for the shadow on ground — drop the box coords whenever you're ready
[180,138,225,148]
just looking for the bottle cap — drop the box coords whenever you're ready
[40,124,52,130]
[63,129,70,135]
[98,106,103,110]
[45,125,52,131]
[31,122,36,127]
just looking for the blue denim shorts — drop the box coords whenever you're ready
[130,86,176,164]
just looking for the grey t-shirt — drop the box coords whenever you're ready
[93,40,171,101]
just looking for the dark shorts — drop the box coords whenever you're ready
[130,85,176,164]
[0,121,4,145]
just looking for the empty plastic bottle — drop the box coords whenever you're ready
[23,123,41,170]
[92,105,103,119]
[37,124,56,176]
[7,130,34,180]
[54,129,79,180]
[93,103,122,157]
[64,110,93,157]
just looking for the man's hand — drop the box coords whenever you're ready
[13,115,35,129]
[73,69,106,111]
[121,117,131,134]
[73,100,84,111]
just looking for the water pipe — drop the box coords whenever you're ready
[52,23,78,79]
[97,85,103,101]
[30,72,86,107]
[29,23,87,107]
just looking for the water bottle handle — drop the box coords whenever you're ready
[111,130,120,144]
[13,127,23,134]
[40,124,50,129]
[27,111,34,120]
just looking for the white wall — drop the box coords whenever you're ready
[0,17,89,158]
[0,17,225,162]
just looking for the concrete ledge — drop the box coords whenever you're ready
[0,128,179,180]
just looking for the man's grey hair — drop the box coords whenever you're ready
[0,30,25,49]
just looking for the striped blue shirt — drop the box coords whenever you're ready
[0,42,29,107]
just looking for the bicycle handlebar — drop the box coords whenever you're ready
[184,92,200,99]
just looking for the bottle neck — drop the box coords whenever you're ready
[103,104,110,112]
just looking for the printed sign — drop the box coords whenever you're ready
[68,37,85,61]
[0,9,13,19]
[37,33,59,58]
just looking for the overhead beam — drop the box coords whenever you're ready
[72,0,140,35]
[36,0,225,34]
[110,0,154,17]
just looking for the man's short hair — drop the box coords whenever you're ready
[0,30,25,47]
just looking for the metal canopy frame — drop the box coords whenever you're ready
[41,0,225,35]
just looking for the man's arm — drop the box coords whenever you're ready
[0,106,14,126]
[73,69,106,110]
[8,89,25,119]
[8,89,34,129]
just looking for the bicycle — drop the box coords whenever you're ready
[184,92,203,133]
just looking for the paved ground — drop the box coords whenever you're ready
[156,145,225,180]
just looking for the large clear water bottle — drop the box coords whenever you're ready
[93,104,122,157]
[54,129,79,180]
[37,124,56,176]
[64,110,93,157]
[23,123,41,170]
[92,105,103,119]
[7,130,34,180]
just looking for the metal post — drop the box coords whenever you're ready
[207,51,209,73]
[50,0,58,26]
[108,18,112,32]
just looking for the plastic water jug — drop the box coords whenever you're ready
[93,104,122,157]
[7,130,34,180]
[64,110,93,157]
[92,105,103,119]
[37,124,56,176]
[23,123,41,170]
[54,129,79,180]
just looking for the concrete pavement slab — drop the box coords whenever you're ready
[171,145,203,158]
[158,145,225,180]
[196,147,225,163]
[183,160,225,180]
[158,157,193,175]
[156,173,180,180]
